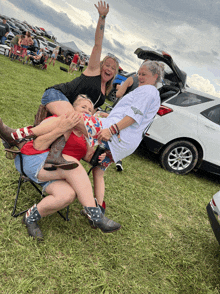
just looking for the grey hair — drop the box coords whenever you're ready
[140,60,165,86]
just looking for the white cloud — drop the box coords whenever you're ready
[187,74,220,98]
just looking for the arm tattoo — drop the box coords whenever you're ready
[100,24,104,31]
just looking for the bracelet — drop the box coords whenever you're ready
[109,124,120,135]
[100,15,106,19]
[115,123,120,134]
[108,128,113,136]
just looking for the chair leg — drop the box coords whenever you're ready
[11,174,70,220]
[11,174,28,217]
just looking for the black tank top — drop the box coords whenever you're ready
[46,74,106,108]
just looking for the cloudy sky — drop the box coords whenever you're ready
[1,0,220,97]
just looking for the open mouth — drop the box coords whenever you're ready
[105,72,111,76]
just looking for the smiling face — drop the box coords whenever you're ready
[100,57,118,83]
[138,65,158,86]
[74,97,94,115]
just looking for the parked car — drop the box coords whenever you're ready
[107,71,136,102]
[37,39,50,54]
[207,191,220,245]
[133,48,220,176]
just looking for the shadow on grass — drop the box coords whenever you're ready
[136,141,220,185]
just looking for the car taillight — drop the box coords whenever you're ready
[212,199,217,206]
[157,105,173,116]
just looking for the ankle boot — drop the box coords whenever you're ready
[0,118,18,147]
[81,201,106,229]
[83,199,121,233]
[11,126,36,142]
[22,204,43,240]
[44,135,79,171]
[0,118,35,148]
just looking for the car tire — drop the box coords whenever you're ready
[107,89,117,102]
[160,140,199,175]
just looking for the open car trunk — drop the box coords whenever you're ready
[134,48,187,90]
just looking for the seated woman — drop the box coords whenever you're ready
[0,95,121,240]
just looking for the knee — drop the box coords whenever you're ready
[64,191,76,206]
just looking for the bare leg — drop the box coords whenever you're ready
[37,180,76,217]
[38,155,96,207]
[93,166,105,206]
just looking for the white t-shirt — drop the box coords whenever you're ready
[101,85,160,163]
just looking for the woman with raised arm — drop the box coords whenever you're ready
[38,1,119,169]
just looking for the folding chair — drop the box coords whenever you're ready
[5,148,70,221]
[10,45,27,61]
[5,104,103,222]
[4,104,69,221]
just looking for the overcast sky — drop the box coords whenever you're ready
[1,0,220,97]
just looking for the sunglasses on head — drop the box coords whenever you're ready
[79,94,88,99]
[107,53,120,64]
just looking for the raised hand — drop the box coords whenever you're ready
[94,1,109,17]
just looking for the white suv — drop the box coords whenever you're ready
[135,48,220,176]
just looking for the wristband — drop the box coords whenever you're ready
[100,15,106,19]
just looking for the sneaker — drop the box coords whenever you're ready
[116,160,123,171]
[22,214,43,240]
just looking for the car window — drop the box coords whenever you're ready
[166,92,213,107]
[201,104,220,125]
[48,42,57,48]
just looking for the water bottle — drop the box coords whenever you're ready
[90,143,106,167]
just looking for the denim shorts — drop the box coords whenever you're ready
[14,152,56,192]
[41,88,69,106]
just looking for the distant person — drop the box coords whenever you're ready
[28,37,38,53]
[79,57,85,72]
[0,17,9,44]
[9,34,25,59]
[24,48,44,64]
[68,52,79,74]
[20,31,33,61]
[48,46,60,66]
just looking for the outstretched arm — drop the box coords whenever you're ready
[116,77,134,98]
[84,1,109,75]
[97,116,135,141]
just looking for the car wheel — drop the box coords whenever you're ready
[107,89,117,102]
[160,140,199,175]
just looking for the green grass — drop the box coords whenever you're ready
[0,54,220,293]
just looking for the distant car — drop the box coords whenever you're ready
[35,26,45,36]
[207,191,220,245]
[133,48,220,176]
[37,39,50,54]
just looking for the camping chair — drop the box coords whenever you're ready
[5,148,70,221]
[30,55,47,70]
[10,45,27,61]
[4,105,69,221]
[5,104,100,222]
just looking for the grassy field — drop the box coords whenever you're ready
[0,54,220,294]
